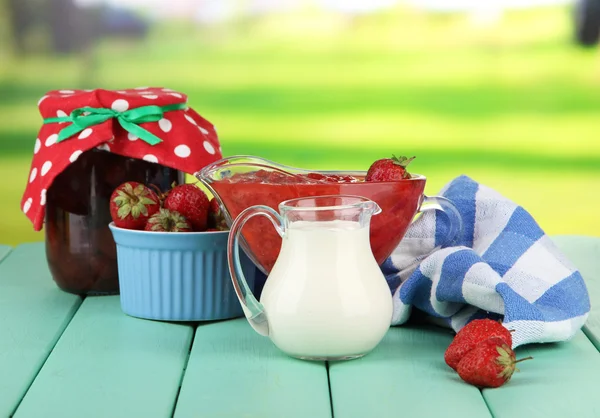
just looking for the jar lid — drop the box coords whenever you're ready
[21,87,223,231]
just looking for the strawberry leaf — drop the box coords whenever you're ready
[117,204,131,219]
[391,155,416,168]
[139,197,156,205]
[135,184,147,195]
[113,196,129,206]
[496,346,510,358]
[131,205,141,219]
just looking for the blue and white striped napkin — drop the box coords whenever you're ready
[383,175,590,348]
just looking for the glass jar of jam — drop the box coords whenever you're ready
[45,149,184,295]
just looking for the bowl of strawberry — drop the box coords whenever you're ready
[108,181,256,321]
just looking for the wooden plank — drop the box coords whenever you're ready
[0,243,82,418]
[173,318,332,418]
[484,331,600,417]
[14,296,193,418]
[552,235,600,350]
[0,245,11,264]
[328,325,492,418]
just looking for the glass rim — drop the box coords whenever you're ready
[196,155,427,182]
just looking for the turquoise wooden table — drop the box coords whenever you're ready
[0,235,599,418]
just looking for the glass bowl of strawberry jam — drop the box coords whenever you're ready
[196,155,462,275]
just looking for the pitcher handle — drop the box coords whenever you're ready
[227,205,284,337]
[417,195,463,248]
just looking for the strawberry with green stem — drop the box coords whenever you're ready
[163,183,210,231]
[445,318,514,371]
[110,181,160,230]
[456,337,532,388]
[145,208,192,232]
[365,155,416,182]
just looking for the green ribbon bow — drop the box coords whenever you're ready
[43,103,187,145]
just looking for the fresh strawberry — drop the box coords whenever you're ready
[144,208,192,232]
[110,181,160,230]
[163,183,210,231]
[365,155,415,182]
[456,337,532,388]
[208,198,229,231]
[445,319,513,371]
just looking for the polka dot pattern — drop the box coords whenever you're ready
[111,99,129,112]
[174,144,191,158]
[41,161,52,176]
[203,141,216,155]
[143,154,159,163]
[70,150,83,162]
[23,198,32,214]
[25,87,221,232]
[78,128,93,139]
[184,114,197,125]
[159,118,172,133]
[45,134,58,147]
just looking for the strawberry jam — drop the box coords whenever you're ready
[45,150,184,295]
[211,171,426,274]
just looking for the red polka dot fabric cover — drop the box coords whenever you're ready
[21,87,223,231]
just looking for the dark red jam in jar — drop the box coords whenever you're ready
[45,150,184,295]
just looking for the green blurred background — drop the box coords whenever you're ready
[1,0,599,245]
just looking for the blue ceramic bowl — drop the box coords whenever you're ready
[109,223,255,321]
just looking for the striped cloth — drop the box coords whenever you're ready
[382,175,590,348]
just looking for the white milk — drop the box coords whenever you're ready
[260,219,393,359]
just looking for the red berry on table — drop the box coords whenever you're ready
[163,183,210,231]
[144,208,192,232]
[208,198,229,231]
[110,181,160,230]
[444,319,513,371]
[456,337,532,388]
[365,155,415,182]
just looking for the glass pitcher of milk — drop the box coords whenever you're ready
[227,194,393,361]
